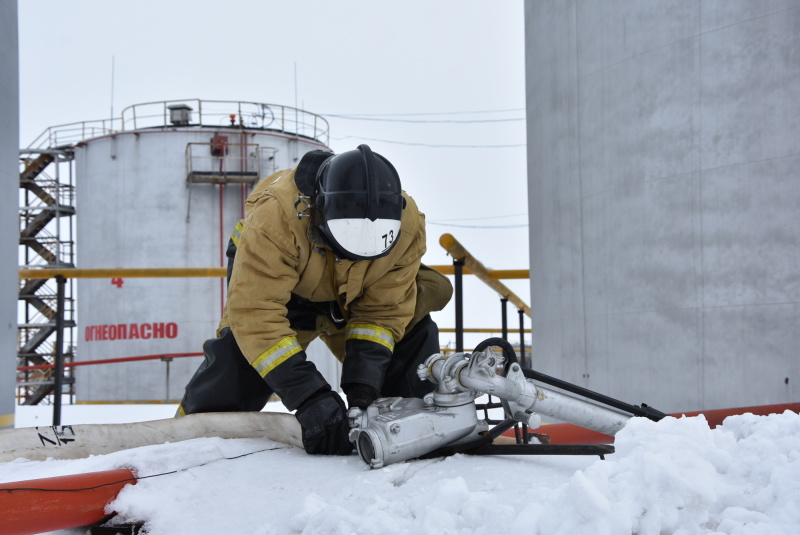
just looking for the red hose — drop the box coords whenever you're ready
[0,469,136,535]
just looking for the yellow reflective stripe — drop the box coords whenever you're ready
[176,405,186,417]
[252,336,303,378]
[230,220,244,247]
[345,323,395,352]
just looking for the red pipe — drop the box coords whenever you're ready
[219,183,226,318]
[17,352,203,371]
[0,469,136,535]
[509,402,800,444]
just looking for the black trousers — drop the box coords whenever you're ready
[178,312,441,415]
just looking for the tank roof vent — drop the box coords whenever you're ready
[167,104,193,126]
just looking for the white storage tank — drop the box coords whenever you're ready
[73,100,336,402]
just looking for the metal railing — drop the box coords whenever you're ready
[26,99,330,150]
[18,149,77,407]
[26,120,117,150]
[438,233,531,365]
[185,141,261,184]
[121,99,330,145]
[17,352,202,406]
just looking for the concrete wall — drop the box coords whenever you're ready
[525,1,799,412]
[0,0,19,429]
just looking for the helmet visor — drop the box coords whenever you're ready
[325,218,402,259]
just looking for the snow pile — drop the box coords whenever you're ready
[1,409,799,535]
[515,411,800,535]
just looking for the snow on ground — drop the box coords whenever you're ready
[3,404,800,535]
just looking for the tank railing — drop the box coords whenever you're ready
[25,100,330,151]
[438,233,531,365]
[26,120,118,150]
[120,99,330,145]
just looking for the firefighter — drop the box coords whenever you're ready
[177,145,452,455]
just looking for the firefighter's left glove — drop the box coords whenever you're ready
[295,388,354,456]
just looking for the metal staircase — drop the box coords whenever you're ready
[18,149,76,405]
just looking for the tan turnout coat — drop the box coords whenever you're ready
[219,165,445,366]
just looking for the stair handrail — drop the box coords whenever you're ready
[439,233,531,317]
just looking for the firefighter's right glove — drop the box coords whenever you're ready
[294,388,354,456]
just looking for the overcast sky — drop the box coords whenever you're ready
[18,0,529,345]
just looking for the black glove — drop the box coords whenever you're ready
[294,389,353,456]
[342,383,379,410]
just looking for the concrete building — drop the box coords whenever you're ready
[1,0,19,429]
[525,1,799,412]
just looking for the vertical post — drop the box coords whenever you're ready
[52,275,66,426]
[454,259,464,353]
[518,309,526,368]
[500,297,508,340]
[162,356,173,403]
